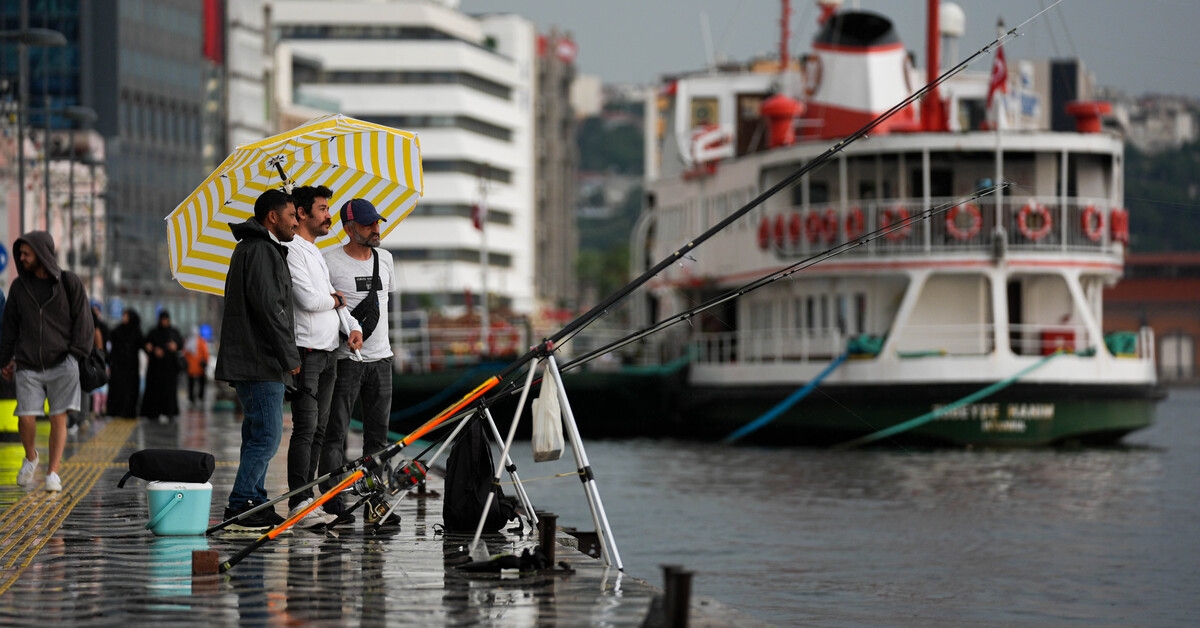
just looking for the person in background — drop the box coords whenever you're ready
[140,309,184,424]
[0,231,94,492]
[283,185,362,529]
[216,188,301,533]
[107,308,143,419]
[184,326,210,409]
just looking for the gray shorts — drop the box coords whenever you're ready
[15,355,81,416]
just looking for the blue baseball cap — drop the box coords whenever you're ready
[340,198,387,226]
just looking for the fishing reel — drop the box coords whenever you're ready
[387,460,428,496]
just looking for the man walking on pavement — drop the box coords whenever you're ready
[283,185,363,528]
[319,198,399,525]
[216,189,302,532]
[0,231,94,492]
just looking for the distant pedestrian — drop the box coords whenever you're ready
[80,301,110,423]
[216,188,301,532]
[319,198,397,525]
[0,231,94,493]
[283,185,362,529]
[107,308,143,419]
[184,326,210,408]
[140,309,184,423]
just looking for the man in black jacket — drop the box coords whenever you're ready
[215,189,301,532]
[0,231,94,493]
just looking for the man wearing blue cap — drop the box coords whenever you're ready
[319,198,399,525]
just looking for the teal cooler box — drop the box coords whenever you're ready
[146,481,213,536]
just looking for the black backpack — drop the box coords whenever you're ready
[443,414,516,532]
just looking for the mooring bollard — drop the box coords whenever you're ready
[662,564,693,627]
[537,511,557,565]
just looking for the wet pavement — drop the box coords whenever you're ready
[0,403,759,627]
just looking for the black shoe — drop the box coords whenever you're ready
[253,501,285,525]
[224,501,274,533]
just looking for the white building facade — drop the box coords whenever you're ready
[271,0,537,315]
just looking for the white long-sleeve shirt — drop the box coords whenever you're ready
[284,236,361,351]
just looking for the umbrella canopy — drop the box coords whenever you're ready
[166,114,423,295]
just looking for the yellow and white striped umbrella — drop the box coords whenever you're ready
[166,113,423,295]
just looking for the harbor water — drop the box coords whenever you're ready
[522,387,1200,626]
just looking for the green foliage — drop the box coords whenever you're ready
[1125,141,1200,252]
[576,245,630,300]
[577,117,644,174]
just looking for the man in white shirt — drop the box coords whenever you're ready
[319,198,398,525]
[284,185,363,528]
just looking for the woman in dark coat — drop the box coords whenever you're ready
[107,308,143,419]
[140,309,184,421]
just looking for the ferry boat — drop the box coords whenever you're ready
[633,0,1163,446]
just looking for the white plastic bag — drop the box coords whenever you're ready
[531,365,564,462]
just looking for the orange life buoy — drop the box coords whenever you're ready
[805,211,822,244]
[788,211,803,245]
[822,209,839,244]
[881,206,912,242]
[946,203,983,241]
[1110,207,1130,244]
[845,207,865,240]
[1080,205,1104,242]
[757,216,771,250]
[1017,202,1053,241]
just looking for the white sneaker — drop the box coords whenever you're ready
[16,454,38,487]
[45,472,62,492]
[288,497,338,529]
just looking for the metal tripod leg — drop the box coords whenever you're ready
[543,354,623,570]
[470,360,540,555]
[482,406,538,527]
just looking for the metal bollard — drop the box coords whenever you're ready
[537,512,557,566]
[662,564,693,627]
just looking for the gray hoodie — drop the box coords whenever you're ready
[0,231,94,371]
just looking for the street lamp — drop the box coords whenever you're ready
[62,105,97,272]
[1,26,67,236]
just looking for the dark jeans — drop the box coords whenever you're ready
[286,348,337,509]
[228,380,285,509]
[188,375,207,403]
[318,357,392,508]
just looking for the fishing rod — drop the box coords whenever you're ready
[214,4,1054,568]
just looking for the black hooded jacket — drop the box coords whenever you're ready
[214,218,300,383]
[0,231,94,371]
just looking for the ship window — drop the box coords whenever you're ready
[810,182,829,205]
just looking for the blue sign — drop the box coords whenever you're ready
[0,243,7,273]
[109,297,124,321]
[198,323,213,342]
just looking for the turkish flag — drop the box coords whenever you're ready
[471,202,487,231]
[987,44,1007,110]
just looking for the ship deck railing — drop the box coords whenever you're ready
[692,324,1153,365]
[755,196,1124,258]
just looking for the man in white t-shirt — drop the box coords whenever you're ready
[319,198,398,525]
[283,185,362,528]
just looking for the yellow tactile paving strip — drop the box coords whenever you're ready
[0,419,136,594]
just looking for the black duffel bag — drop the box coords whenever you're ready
[117,448,215,488]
